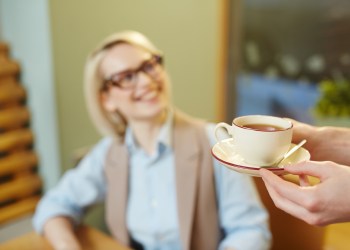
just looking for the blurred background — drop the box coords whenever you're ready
[1,0,350,249]
[0,0,223,188]
[228,0,350,125]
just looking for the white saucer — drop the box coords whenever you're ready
[211,138,310,177]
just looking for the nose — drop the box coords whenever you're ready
[136,71,153,87]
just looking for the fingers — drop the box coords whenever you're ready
[288,119,307,142]
[299,174,310,187]
[259,168,312,207]
[259,168,312,222]
[283,161,330,180]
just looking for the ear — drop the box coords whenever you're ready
[100,92,118,112]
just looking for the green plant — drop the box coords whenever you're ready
[314,80,350,117]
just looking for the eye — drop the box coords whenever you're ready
[142,61,156,74]
[117,71,137,88]
[121,72,135,82]
[108,71,135,88]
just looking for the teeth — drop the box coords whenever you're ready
[140,90,158,101]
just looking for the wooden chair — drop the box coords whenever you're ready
[254,176,325,250]
[0,42,42,225]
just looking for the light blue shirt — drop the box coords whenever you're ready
[33,113,271,250]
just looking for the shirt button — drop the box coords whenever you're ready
[156,233,166,242]
[151,198,158,208]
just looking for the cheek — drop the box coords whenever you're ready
[102,89,129,112]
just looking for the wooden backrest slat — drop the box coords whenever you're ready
[0,175,42,202]
[0,128,33,152]
[0,81,26,105]
[0,151,38,177]
[0,41,42,225]
[0,43,9,57]
[0,106,30,130]
[0,44,8,53]
[0,195,40,224]
[0,59,20,77]
[0,76,17,85]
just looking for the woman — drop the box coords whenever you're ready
[33,30,271,250]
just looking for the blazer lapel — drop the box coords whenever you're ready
[105,140,129,246]
[174,112,201,250]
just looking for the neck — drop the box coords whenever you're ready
[129,110,168,155]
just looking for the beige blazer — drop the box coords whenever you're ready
[104,110,220,250]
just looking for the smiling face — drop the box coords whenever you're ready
[99,43,171,123]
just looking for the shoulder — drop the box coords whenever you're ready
[84,137,113,155]
[76,137,114,166]
[174,109,206,126]
[173,109,217,145]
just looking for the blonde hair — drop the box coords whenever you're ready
[84,30,163,139]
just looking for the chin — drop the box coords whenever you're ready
[140,105,168,121]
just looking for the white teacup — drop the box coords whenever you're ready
[214,115,293,166]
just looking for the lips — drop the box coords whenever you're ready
[134,87,161,102]
[140,90,158,101]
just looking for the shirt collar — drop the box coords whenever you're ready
[125,108,174,153]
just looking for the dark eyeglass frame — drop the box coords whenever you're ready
[101,55,163,91]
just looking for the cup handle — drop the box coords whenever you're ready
[214,122,233,142]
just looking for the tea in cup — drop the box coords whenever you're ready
[214,115,293,166]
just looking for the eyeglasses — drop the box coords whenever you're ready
[101,55,163,91]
